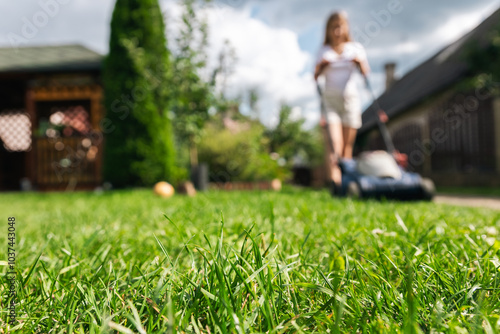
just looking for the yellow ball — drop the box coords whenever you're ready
[153,181,175,198]
[271,179,282,191]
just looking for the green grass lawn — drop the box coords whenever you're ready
[1,187,499,333]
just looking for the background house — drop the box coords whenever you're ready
[0,44,104,191]
[357,8,500,187]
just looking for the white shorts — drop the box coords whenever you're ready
[321,89,362,129]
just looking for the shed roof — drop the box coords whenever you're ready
[0,44,103,75]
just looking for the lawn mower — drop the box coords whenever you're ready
[316,73,435,201]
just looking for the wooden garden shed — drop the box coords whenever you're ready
[0,44,105,191]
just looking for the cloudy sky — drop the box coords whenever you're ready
[1,0,500,128]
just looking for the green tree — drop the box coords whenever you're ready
[211,39,238,96]
[266,103,324,167]
[170,0,212,169]
[464,21,500,95]
[102,0,177,187]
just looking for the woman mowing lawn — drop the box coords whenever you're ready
[314,11,370,196]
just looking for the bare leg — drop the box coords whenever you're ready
[342,126,357,159]
[322,122,343,184]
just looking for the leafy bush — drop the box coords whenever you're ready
[198,122,289,182]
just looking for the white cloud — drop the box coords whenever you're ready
[367,2,500,74]
[202,4,316,128]
[369,41,421,60]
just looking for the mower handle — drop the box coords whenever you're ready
[360,72,397,155]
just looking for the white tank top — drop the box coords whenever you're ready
[315,42,367,95]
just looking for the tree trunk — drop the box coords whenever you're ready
[189,138,198,167]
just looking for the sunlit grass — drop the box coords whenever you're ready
[0,187,499,333]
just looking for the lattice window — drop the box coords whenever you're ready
[0,110,32,152]
[44,105,92,137]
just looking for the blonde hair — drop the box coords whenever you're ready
[323,11,352,45]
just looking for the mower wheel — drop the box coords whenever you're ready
[421,178,436,201]
[346,181,361,199]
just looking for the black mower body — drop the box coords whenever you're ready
[339,159,435,201]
